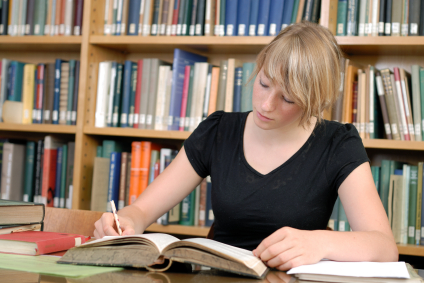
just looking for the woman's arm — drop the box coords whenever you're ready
[253,162,398,270]
[94,147,203,238]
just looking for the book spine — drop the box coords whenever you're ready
[71,61,80,125]
[118,152,128,210]
[36,64,45,124]
[66,60,75,125]
[128,63,138,127]
[26,0,36,35]
[34,140,44,203]
[0,0,9,35]
[107,152,122,212]
[120,61,133,128]
[375,71,393,139]
[112,63,123,127]
[41,147,58,207]
[128,142,142,205]
[408,166,418,244]
[378,0,386,35]
[416,162,423,245]
[236,0,250,35]
[195,0,205,35]
[54,146,63,208]
[225,0,237,36]
[256,0,270,35]
[22,64,36,125]
[179,65,191,131]
[73,0,83,35]
[59,144,68,208]
[36,234,86,255]
[52,59,62,125]
[23,141,36,203]
[232,67,242,112]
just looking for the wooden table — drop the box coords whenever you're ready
[0,267,294,283]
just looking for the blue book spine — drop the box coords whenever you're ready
[53,146,63,208]
[268,0,285,36]
[256,0,271,35]
[107,152,122,212]
[248,0,260,35]
[237,0,251,35]
[281,0,295,30]
[205,177,214,227]
[168,49,207,130]
[225,0,238,36]
[52,59,62,124]
[120,61,133,128]
[233,67,243,112]
[127,0,142,35]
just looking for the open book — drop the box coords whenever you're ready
[287,260,423,283]
[58,233,269,279]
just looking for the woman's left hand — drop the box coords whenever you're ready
[252,227,326,271]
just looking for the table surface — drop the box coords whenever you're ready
[0,267,296,283]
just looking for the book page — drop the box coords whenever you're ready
[179,238,263,270]
[80,233,180,253]
[287,260,410,278]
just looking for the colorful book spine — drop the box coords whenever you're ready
[23,141,36,203]
[107,152,122,212]
[53,147,63,208]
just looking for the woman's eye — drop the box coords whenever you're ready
[283,96,294,104]
[259,80,268,88]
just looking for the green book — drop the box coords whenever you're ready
[291,0,301,24]
[23,141,36,203]
[179,189,196,226]
[8,61,25,101]
[112,63,123,127]
[338,202,350,231]
[96,146,103,157]
[60,144,68,208]
[220,0,226,35]
[241,62,255,112]
[408,166,418,244]
[66,60,76,125]
[183,0,193,35]
[380,160,404,215]
[102,140,123,158]
[128,63,138,127]
[33,0,47,35]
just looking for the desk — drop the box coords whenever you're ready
[0,267,294,283]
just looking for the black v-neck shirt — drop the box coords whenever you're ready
[184,111,369,251]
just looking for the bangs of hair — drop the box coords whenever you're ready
[253,22,342,127]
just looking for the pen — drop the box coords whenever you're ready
[110,200,122,236]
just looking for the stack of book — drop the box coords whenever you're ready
[0,200,44,235]
[103,0,321,37]
[0,137,75,209]
[0,58,80,125]
[332,60,424,141]
[335,0,424,36]
[0,0,84,36]
[94,48,255,131]
[91,139,213,227]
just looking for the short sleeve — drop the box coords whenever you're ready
[326,123,370,191]
[184,111,224,178]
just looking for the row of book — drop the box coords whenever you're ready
[330,161,424,246]
[103,0,321,37]
[91,139,213,227]
[95,49,255,131]
[0,0,84,36]
[0,58,80,125]
[336,0,424,36]
[332,60,424,141]
[0,136,75,209]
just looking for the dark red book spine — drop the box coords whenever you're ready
[73,0,84,35]
[36,64,45,124]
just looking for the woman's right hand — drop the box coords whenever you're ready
[93,212,136,238]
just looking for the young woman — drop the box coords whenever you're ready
[94,21,398,270]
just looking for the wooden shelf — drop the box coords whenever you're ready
[145,223,210,237]
[84,126,191,140]
[0,36,82,52]
[397,244,424,257]
[363,139,424,151]
[0,123,77,134]
[336,36,424,56]
[90,35,274,54]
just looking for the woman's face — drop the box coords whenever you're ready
[251,68,303,131]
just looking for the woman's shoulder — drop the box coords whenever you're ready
[206,111,250,127]
[318,119,361,139]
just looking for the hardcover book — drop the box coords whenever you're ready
[0,199,45,226]
[58,233,268,279]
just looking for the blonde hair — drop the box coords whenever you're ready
[253,21,343,127]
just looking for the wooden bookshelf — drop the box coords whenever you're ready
[4,0,424,258]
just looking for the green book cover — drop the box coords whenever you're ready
[60,144,68,208]
[102,140,123,158]
[291,0,301,24]
[33,0,47,35]
[184,67,195,131]
[111,63,123,127]
[338,201,350,231]
[23,141,36,203]
[179,189,196,226]
[8,61,25,101]
[408,165,418,244]
[220,0,226,35]
[416,162,423,245]
[411,65,422,141]
[96,146,103,157]
[241,62,255,112]
[183,0,193,35]
[66,60,76,125]
[128,63,137,127]
[419,68,424,141]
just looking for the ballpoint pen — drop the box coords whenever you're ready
[110,200,122,236]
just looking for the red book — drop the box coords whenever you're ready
[73,0,84,36]
[179,65,191,131]
[0,231,87,255]
[36,64,45,124]
[133,60,143,128]
[171,0,180,35]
